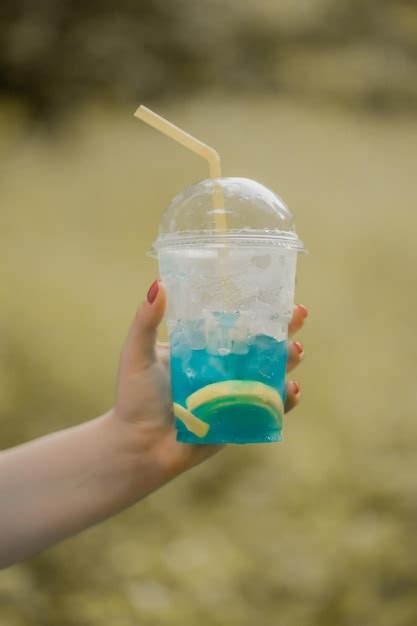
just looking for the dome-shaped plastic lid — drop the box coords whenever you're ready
[151,177,304,254]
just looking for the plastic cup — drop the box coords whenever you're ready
[151,178,304,444]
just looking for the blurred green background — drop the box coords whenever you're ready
[1,1,417,625]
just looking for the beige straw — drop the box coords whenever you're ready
[134,105,227,231]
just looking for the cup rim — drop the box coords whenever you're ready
[149,229,305,257]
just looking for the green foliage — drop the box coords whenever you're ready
[1,0,417,121]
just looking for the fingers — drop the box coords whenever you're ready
[120,279,167,373]
[288,304,308,337]
[286,341,304,372]
[285,380,301,413]
[286,305,306,408]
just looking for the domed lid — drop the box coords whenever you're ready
[151,177,304,254]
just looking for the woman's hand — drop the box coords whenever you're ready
[113,279,308,479]
[0,278,307,568]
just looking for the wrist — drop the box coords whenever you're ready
[103,409,177,490]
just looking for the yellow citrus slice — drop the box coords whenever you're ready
[173,402,210,438]
[186,380,284,420]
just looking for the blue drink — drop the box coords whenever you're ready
[153,179,303,445]
[170,320,287,444]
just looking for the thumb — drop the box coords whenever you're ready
[121,279,167,372]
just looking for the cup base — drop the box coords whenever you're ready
[176,430,283,445]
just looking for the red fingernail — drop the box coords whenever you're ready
[147,279,159,304]
[298,304,308,318]
[292,380,300,395]
[293,341,304,355]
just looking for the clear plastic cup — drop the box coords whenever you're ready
[151,178,304,444]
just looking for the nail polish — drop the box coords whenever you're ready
[147,279,159,304]
[292,380,300,395]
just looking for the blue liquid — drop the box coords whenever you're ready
[170,329,287,444]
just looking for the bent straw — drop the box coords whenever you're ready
[134,105,227,231]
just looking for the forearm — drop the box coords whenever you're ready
[0,411,169,568]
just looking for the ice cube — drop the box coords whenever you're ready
[187,319,206,350]
[169,321,192,361]
[230,326,249,355]
[185,367,197,381]
[212,311,240,328]
[251,333,277,352]
[206,325,232,356]
[200,354,229,383]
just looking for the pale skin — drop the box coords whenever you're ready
[0,281,307,569]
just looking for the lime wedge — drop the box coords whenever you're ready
[186,380,284,420]
[193,396,280,424]
[173,402,210,438]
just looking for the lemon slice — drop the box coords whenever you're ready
[173,402,210,438]
[186,380,284,421]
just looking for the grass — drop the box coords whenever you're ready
[0,94,416,625]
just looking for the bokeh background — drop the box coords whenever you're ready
[1,1,417,624]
